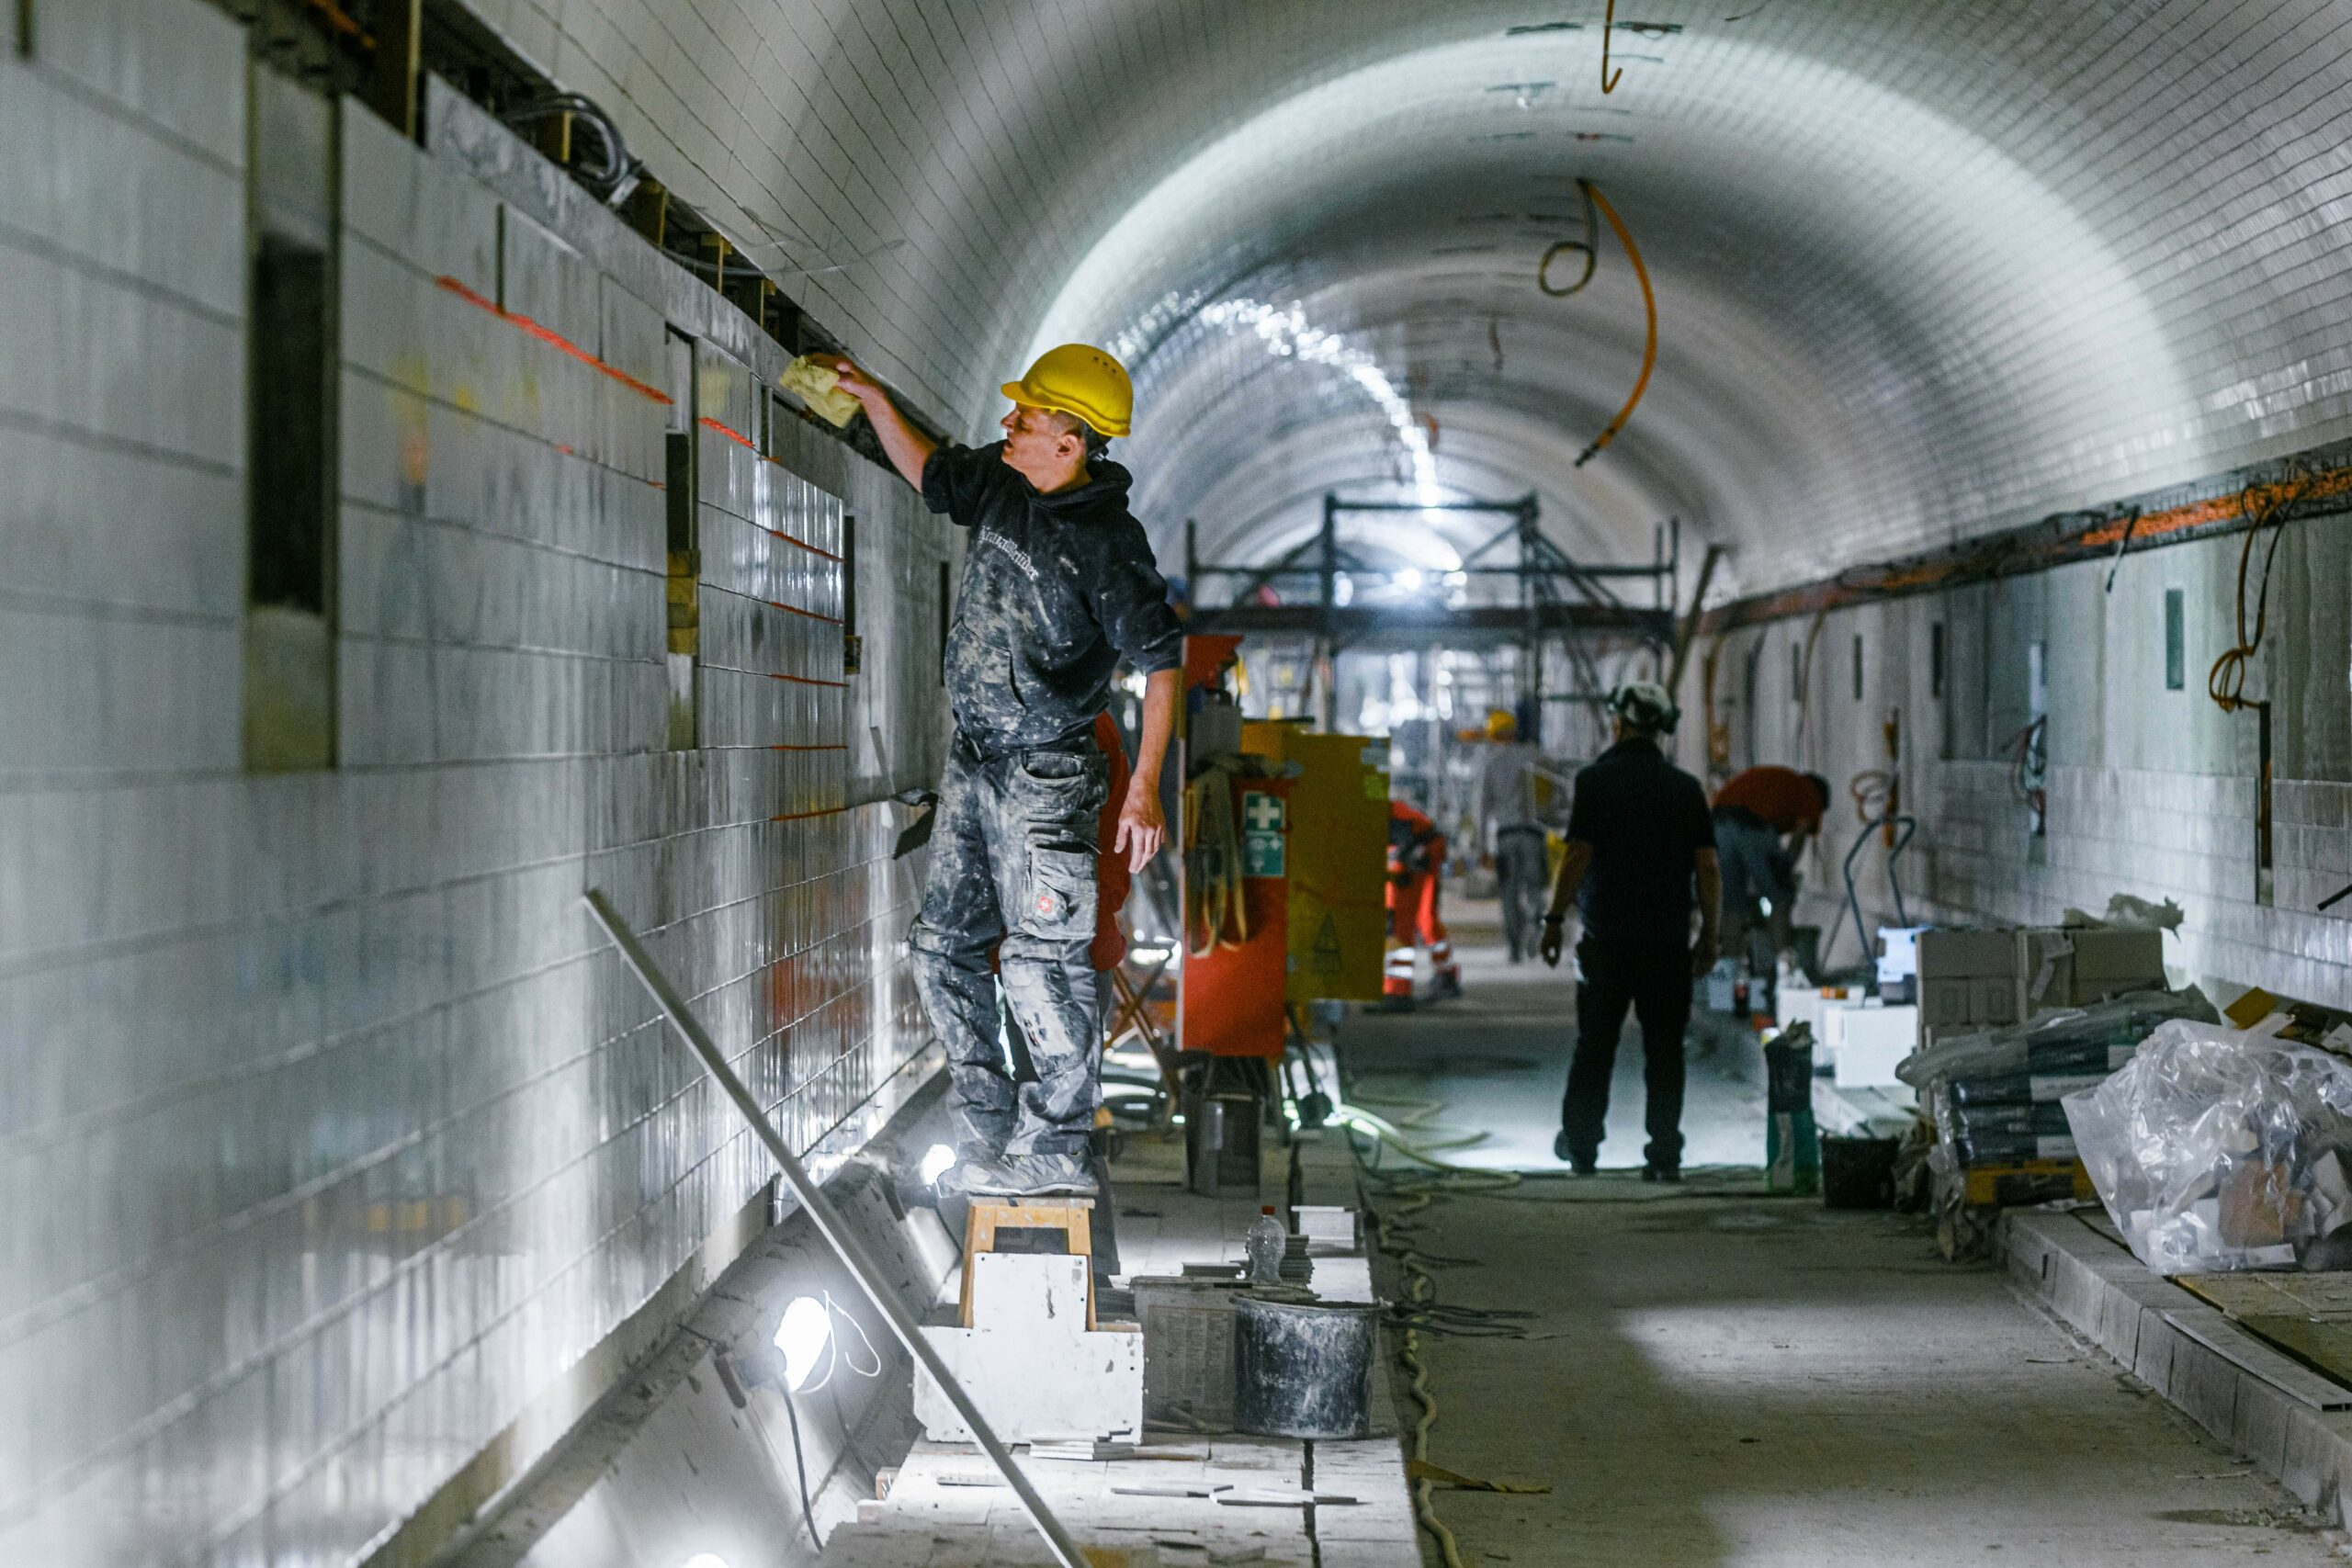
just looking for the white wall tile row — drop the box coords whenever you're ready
[1702,516,2352,1015]
[0,7,952,1566]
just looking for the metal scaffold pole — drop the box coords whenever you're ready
[581,890,1091,1568]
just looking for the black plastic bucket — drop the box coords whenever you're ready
[1820,1134,1901,1210]
[1234,1296,1378,1438]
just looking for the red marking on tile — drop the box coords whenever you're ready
[767,599,844,625]
[434,276,673,405]
[766,671,850,689]
[766,525,844,562]
[698,417,763,453]
[771,807,850,822]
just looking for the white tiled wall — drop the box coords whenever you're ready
[0,9,951,1566]
[1704,517,2352,1013]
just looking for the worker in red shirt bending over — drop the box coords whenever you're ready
[1710,764,1831,973]
[1383,798,1461,1007]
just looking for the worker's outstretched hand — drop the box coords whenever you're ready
[1539,918,1565,968]
[1114,776,1165,872]
[829,357,886,408]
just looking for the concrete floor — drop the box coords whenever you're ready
[1340,927,2344,1565]
[1346,917,1766,1172]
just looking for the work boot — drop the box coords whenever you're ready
[1640,1163,1682,1184]
[1554,1131,1597,1176]
[962,1152,1097,1198]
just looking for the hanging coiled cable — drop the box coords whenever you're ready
[501,93,644,206]
[1537,181,1599,298]
[2209,467,2314,714]
[1184,762,1250,955]
[1572,180,1657,467]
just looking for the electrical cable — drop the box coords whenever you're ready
[777,1382,824,1547]
[1537,182,1599,298]
[1341,1107,1552,1568]
[2209,468,2314,714]
[1184,764,1250,955]
[501,94,641,204]
[1573,181,1657,468]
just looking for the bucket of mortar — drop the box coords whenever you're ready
[1234,1295,1378,1438]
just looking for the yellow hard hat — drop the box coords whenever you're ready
[1002,344,1134,438]
[1486,708,1517,740]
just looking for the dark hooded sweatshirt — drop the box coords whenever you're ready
[922,441,1184,754]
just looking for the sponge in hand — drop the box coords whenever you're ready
[780,355,865,428]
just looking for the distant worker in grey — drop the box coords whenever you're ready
[1476,705,1551,963]
[832,344,1183,1199]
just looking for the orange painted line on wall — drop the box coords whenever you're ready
[771,807,850,822]
[766,671,850,689]
[699,416,757,450]
[434,276,673,406]
[766,525,844,563]
[767,599,843,626]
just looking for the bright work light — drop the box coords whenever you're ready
[919,1143,957,1186]
[773,1296,832,1391]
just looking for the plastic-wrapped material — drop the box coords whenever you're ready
[2064,1018,2352,1273]
[1896,987,2214,1090]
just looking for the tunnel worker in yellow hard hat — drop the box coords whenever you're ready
[1477,705,1551,964]
[829,345,1182,1201]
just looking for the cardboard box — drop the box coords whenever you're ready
[1917,930,2021,1031]
[1834,1004,1919,1089]
[2016,926,2164,1017]
[1917,929,2018,979]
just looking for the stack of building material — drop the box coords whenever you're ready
[1896,987,2217,1254]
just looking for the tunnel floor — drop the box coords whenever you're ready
[1337,921,2345,1566]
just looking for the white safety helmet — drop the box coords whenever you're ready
[1607,681,1680,735]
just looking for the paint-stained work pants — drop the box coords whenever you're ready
[910,733,1108,1160]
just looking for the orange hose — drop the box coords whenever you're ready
[1574,179,1656,467]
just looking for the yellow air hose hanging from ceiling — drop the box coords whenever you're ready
[1572,180,1656,467]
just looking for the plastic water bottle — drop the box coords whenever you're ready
[1245,1206,1286,1285]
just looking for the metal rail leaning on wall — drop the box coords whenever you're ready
[580,891,1091,1568]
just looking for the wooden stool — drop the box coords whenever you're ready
[962,1197,1096,1329]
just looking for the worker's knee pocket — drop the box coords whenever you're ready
[1017,835,1097,940]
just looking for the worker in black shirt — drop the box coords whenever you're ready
[832,347,1184,1198]
[1539,682,1721,1179]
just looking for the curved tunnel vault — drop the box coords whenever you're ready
[1023,24,2199,593]
[486,0,2352,593]
[23,5,2352,1568]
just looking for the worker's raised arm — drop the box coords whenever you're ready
[1692,846,1722,977]
[831,358,937,491]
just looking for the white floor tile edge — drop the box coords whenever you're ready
[2000,1210,2352,1517]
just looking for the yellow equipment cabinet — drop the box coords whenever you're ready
[1241,724,1391,1002]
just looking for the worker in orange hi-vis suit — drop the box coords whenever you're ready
[1384,798,1461,1006]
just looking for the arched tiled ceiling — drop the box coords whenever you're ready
[521,0,2352,593]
